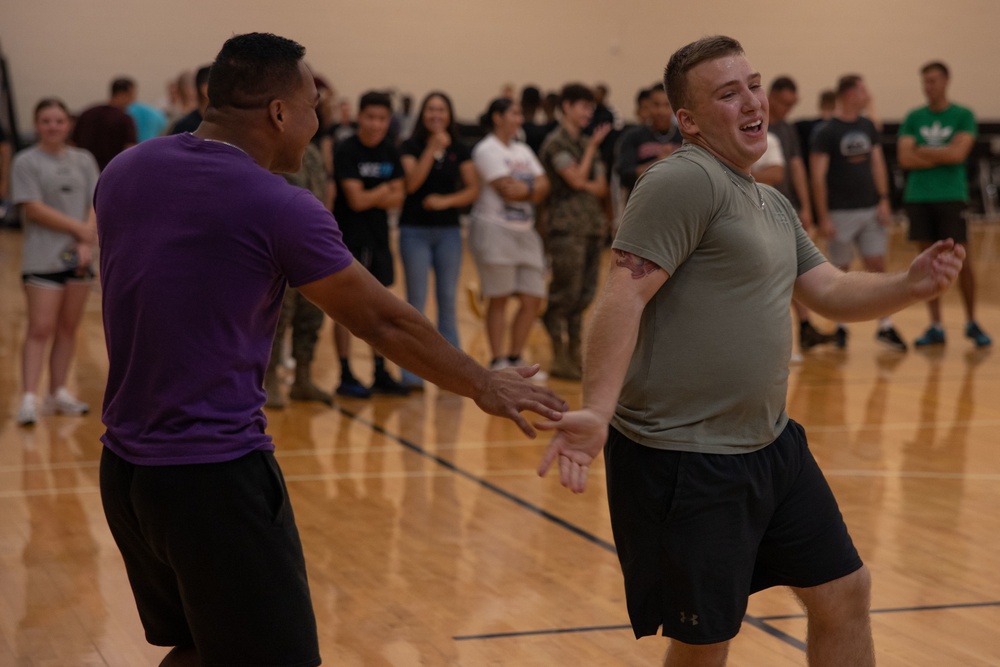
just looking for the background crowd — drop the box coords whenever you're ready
[2,58,990,421]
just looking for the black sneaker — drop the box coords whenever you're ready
[876,326,908,352]
[370,371,410,396]
[834,326,848,349]
[800,321,836,350]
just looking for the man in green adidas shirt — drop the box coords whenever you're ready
[898,61,990,347]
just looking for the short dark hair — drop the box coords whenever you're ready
[111,77,135,97]
[195,65,212,90]
[664,35,744,111]
[560,83,594,107]
[636,87,653,106]
[769,76,797,94]
[520,85,541,114]
[358,91,392,113]
[921,61,950,78]
[207,33,305,110]
[411,91,458,144]
[819,89,837,110]
[836,74,863,97]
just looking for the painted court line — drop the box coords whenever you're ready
[335,406,617,554]
[452,601,1000,646]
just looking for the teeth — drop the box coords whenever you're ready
[741,120,762,130]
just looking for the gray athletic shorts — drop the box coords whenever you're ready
[477,262,546,299]
[827,206,886,267]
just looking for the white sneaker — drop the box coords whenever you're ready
[46,388,89,416]
[488,358,511,371]
[16,394,38,426]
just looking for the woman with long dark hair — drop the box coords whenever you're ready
[397,91,480,389]
[11,98,100,425]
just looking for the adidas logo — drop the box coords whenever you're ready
[919,121,953,147]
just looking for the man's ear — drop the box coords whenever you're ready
[676,108,698,137]
[269,99,285,130]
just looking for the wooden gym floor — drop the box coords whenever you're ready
[0,221,998,666]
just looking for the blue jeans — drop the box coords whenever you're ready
[398,225,462,386]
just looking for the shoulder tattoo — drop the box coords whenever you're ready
[614,250,662,279]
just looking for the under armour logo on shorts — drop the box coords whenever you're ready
[679,611,699,626]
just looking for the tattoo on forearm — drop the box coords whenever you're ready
[614,250,661,279]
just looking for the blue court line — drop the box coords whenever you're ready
[335,406,617,554]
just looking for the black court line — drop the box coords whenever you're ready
[453,624,631,641]
[758,600,1000,621]
[453,617,807,649]
[341,406,1000,655]
[452,601,1000,645]
[336,406,617,553]
[337,407,801,651]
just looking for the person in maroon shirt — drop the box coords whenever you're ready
[71,77,137,170]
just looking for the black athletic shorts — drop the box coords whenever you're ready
[22,267,96,288]
[605,419,863,644]
[100,447,320,667]
[905,201,968,243]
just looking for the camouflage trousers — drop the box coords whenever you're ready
[269,287,325,370]
[542,233,603,344]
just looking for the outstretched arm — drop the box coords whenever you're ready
[299,261,567,436]
[535,249,668,493]
[794,239,965,322]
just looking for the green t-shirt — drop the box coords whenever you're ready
[611,144,826,454]
[898,103,977,203]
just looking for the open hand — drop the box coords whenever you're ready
[535,408,609,493]
[474,365,567,438]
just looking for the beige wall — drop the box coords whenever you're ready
[1,0,997,136]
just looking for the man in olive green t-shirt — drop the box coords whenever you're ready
[897,61,991,348]
[534,36,967,667]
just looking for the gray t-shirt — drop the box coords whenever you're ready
[11,146,99,273]
[611,144,826,454]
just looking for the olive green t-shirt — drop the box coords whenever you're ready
[611,144,826,454]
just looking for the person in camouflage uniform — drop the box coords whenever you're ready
[538,83,610,379]
[265,141,331,408]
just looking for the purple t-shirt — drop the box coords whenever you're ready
[95,133,353,465]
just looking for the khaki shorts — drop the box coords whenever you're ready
[476,262,546,299]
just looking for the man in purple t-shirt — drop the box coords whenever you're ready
[95,33,565,667]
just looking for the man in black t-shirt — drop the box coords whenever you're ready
[616,87,681,199]
[811,74,906,351]
[332,91,408,396]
